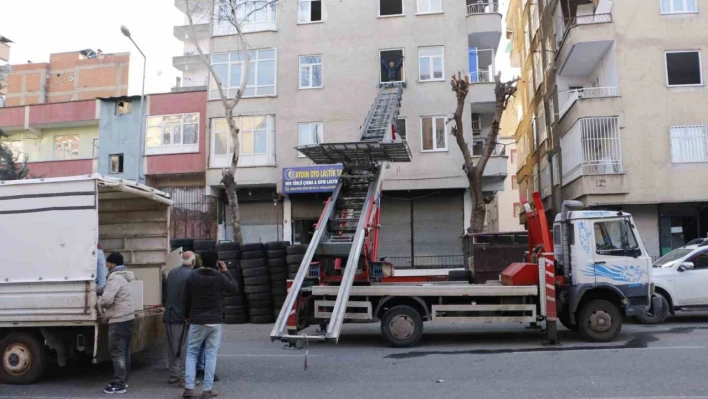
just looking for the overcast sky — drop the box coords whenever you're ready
[0,0,184,95]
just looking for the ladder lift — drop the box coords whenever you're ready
[271,84,411,343]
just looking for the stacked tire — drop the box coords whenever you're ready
[265,241,290,319]
[241,243,273,324]
[286,244,309,280]
[193,240,216,257]
[170,238,194,252]
[217,242,247,324]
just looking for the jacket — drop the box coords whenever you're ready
[97,266,135,324]
[381,58,404,81]
[183,268,240,325]
[163,265,193,324]
[95,249,108,290]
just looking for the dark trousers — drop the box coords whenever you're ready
[108,320,134,386]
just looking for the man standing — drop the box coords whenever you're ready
[97,252,135,395]
[182,251,239,399]
[96,244,108,295]
[164,251,196,386]
[381,55,404,82]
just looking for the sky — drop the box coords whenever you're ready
[0,0,185,95]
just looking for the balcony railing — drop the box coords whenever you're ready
[670,125,708,163]
[561,117,622,185]
[559,86,619,118]
[467,2,499,15]
[558,13,613,50]
[470,70,493,83]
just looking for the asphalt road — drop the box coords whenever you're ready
[4,315,708,399]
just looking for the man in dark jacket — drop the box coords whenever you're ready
[381,56,404,82]
[182,250,239,399]
[163,251,196,386]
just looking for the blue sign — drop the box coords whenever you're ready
[282,165,343,194]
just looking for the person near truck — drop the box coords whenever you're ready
[95,244,108,295]
[97,252,135,395]
[163,251,196,387]
[181,250,240,399]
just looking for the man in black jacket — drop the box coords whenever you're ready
[182,250,239,399]
[163,251,196,386]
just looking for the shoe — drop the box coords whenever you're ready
[103,383,127,394]
[201,391,218,399]
[182,388,195,398]
[168,377,181,385]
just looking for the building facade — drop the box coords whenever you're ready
[0,35,11,107]
[5,50,130,107]
[173,0,508,265]
[508,0,708,257]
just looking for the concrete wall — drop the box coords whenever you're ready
[488,137,524,232]
[623,204,660,259]
[3,125,98,162]
[97,98,144,182]
[204,0,503,193]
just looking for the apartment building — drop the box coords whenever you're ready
[5,50,129,107]
[174,0,508,265]
[0,35,11,107]
[508,0,708,257]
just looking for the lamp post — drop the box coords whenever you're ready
[120,25,146,183]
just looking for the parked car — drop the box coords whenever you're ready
[637,239,708,324]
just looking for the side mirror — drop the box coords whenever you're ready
[679,262,695,272]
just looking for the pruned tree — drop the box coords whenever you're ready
[449,72,518,234]
[183,0,282,243]
[0,128,29,180]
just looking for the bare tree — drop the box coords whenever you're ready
[183,0,281,243]
[449,72,518,233]
[0,128,29,180]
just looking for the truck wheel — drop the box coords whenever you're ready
[636,293,670,325]
[578,300,622,342]
[558,311,578,331]
[0,332,48,385]
[381,305,423,348]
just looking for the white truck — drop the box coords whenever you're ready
[0,175,174,384]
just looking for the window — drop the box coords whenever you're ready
[526,69,533,107]
[299,55,323,89]
[379,0,403,16]
[510,149,517,164]
[670,124,708,163]
[594,220,639,257]
[536,102,547,145]
[420,116,447,151]
[472,139,484,156]
[396,118,407,140]
[214,0,277,35]
[417,0,442,14]
[533,50,543,89]
[552,153,560,186]
[471,113,482,134]
[145,113,199,155]
[116,101,131,115]
[380,49,405,83]
[688,250,708,269]
[529,3,539,38]
[513,202,523,218]
[540,157,551,198]
[518,134,527,167]
[661,0,698,14]
[665,51,702,86]
[210,49,276,100]
[54,136,79,160]
[532,164,539,192]
[511,175,518,189]
[109,154,124,174]
[211,115,275,168]
[531,116,538,150]
[298,0,322,23]
[297,122,323,157]
[418,47,444,81]
[548,97,556,125]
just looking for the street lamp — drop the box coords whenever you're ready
[120,25,146,183]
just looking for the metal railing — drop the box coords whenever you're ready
[559,86,619,118]
[467,2,499,15]
[384,255,465,269]
[574,13,613,25]
[470,70,493,83]
[561,116,622,185]
[670,125,708,163]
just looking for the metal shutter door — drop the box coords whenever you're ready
[413,193,463,257]
[225,201,282,243]
[378,196,412,259]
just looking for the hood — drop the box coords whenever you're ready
[111,266,135,282]
[192,268,222,287]
[651,267,673,278]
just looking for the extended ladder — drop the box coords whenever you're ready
[271,84,410,343]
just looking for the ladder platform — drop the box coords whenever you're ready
[296,140,412,165]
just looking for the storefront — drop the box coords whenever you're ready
[219,186,283,243]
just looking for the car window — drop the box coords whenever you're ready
[654,248,693,268]
[594,220,638,256]
[689,250,708,270]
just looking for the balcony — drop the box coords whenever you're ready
[469,48,497,110]
[172,52,207,71]
[466,1,502,50]
[174,23,211,41]
[556,13,614,76]
[559,86,619,119]
[0,42,9,63]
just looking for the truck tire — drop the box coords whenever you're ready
[288,264,302,274]
[636,293,670,325]
[287,254,305,265]
[216,242,240,252]
[250,315,274,324]
[267,258,287,268]
[558,311,579,331]
[241,251,265,260]
[265,241,290,250]
[242,267,268,278]
[578,300,623,342]
[223,296,244,306]
[241,243,265,252]
[241,258,266,269]
[380,305,424,348]
[286,245,308,255]
[244,284,270,294]
[249,307,273,317]
[225,314,248,324]
[193,240,216,250]
[247,292,271,302]
[217,250,239,261]
[0,332,48,385]
[244,276,270,286]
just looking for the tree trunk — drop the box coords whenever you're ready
[222,172,243,243]
[468,172,486,234]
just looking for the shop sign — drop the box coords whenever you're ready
[282,165,343,194]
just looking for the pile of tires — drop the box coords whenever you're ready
[286,244,308,280]
[241,243,273,324]
[265,241,290,319]
[193,240,216,257]
[170,238,194,252]
[217,241,247,324]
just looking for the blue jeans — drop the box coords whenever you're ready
[197,341,206,371]
[185,324,222,391]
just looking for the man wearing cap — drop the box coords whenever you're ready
[164,251,197,386]
[97,252,135,395]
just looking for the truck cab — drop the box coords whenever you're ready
[553,205,657,339]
